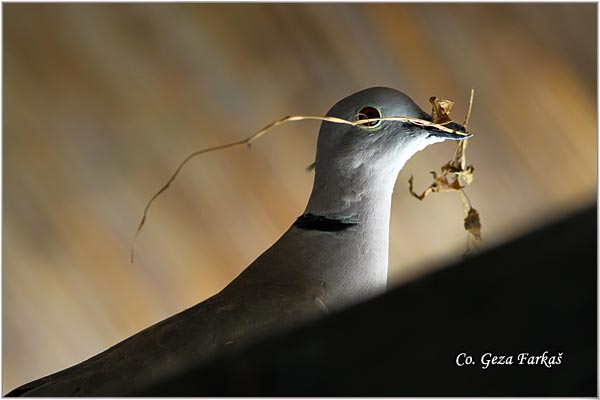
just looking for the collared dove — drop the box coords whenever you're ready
[8,87,470,396]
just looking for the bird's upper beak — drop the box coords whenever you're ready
[423,121,473,141]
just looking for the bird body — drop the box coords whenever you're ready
[9,87,469,396]
[11,282,323,396]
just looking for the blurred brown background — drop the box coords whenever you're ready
[3,3,596,393]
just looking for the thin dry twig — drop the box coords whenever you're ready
[131,114,469,262]
[408,89,482,257]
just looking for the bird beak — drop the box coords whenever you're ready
[423,121,472,141]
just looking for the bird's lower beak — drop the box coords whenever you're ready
[424,121,472,141]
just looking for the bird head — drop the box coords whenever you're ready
[314,87,471,178]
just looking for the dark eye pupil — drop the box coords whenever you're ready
[358,107,381,127]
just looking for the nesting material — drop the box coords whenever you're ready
[131,104,471,263]
[408,90,482,256]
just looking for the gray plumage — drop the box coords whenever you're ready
[9,87,469,396]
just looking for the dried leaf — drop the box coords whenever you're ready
[441,161,462,174]
[464,207,482,241]
[448,178,463,191]
[460,165,475,186]
[430,96,455,124]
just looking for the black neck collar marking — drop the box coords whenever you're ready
[293,213,358,232]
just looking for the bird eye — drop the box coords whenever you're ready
[354,106,382,128]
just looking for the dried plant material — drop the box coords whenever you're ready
[464,208,482,241]
[460,188,482,255]
[408,89,483,257]
[462,87,475,128]
[408,171,462,200]
[429,96,455,124]
[131,112,469,263]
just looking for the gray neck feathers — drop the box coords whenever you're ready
[293,130,432,307]
[230,128,432,310]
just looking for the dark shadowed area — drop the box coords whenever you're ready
[139,205,597,397]
[3,3,596,393]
